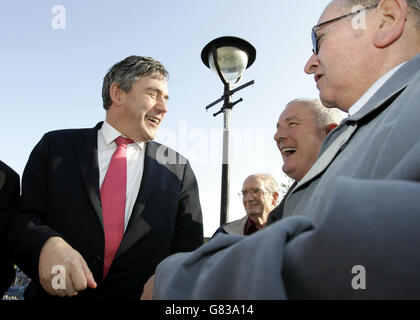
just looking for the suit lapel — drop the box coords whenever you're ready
[115,141,159,259]
[75,122,104,229]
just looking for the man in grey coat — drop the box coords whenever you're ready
[144,0,420,299]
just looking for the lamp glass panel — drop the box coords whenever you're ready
[209,46,248,85]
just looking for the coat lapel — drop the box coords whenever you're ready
[115,141,159,259]
[292,123,357,193]
[75,122,104,229]
[222,216,249,235]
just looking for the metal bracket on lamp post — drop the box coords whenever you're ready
[212,98,242,117]
[205,79,255,117]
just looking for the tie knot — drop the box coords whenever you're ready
[115,136,134,147]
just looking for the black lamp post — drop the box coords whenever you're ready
[201,36,256,226]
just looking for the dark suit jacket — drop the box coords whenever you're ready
[8,122,203,300]
[0,160,19,296]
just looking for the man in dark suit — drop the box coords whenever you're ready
[0,161,19,297]
[8,55,203,299]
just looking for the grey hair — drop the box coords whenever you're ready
[245,173,280,194]
[341,0,420,27]
[102,55,169,110]
[286,98,344,128]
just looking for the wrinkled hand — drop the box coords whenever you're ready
[38,236,97,297]
[141,274,155,300]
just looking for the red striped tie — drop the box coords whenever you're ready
[100,136,134,278]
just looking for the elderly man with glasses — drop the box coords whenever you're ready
[212,174,279,236]
[145,0,420,300]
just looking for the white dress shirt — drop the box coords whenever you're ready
[348,61,407,116]
[98,121,145,231]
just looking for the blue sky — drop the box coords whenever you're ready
[1,0,331,236]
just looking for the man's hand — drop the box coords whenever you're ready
[141,274,155,300]
[38,236,97,297]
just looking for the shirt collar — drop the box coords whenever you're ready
[244,217,258,235]
[348,61,407,116]
[101,121,145,150]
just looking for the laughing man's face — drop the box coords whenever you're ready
[274,102,327,181]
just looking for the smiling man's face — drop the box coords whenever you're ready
[242,175,277,221]
[118,73,169,142]
[274,102,328,181]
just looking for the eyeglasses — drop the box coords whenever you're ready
[311,4,378,55]
[238,188,268,198]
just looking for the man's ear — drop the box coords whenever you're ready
[325,123,338,135]
[272,192,279,206]
[373,0,408,48]
[109,82,125,108]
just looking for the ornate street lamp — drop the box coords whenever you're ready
[201,36,256,226]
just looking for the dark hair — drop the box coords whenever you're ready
[102,55,169,110]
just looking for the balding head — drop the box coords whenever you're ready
[286,98,343,128]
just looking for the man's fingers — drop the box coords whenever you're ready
[141,274,155,300]
[70,255,97,291]
[63,272,78,297]
[81,257,97,289]
[38,237,97,297]
[55,288,66,298]
[69,266,87,292]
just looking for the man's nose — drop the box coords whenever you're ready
[304,52,319,75]
[243,192,255,201]
[274,127,287,143]
[156,97,168,114]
